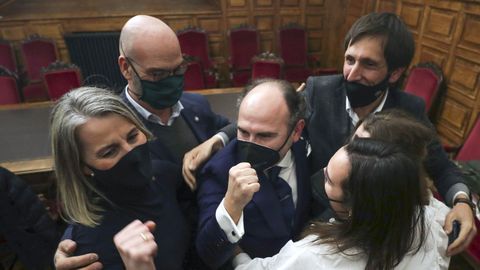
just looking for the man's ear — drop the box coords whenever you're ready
[118,56,131,80]
[388,67,406,84]
[292,119,306,143]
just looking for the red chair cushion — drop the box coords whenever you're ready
[0,76,20,105]
[178,31,213,70]
[456,117,480,161]
[252,61,282,80]
[229,29,258,70]
[22,82,49,102]
[44,70,81,100]
[404,67,439,112]
[284,66,312,83]
[232,70,251,87]
[0,43,17,73]
[184,61,206,90]
[21,40,57,81]
[279,27,308,67]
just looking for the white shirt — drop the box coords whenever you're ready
[215,150,298,243]
[233,196,450,270]
[345,89,389,127]
[124,86,183,126]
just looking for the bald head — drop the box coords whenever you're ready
[237,79,305,157]
[240,79,306,130]
[240,82,289,127]
[119,15,181,68]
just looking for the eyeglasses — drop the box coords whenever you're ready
[126,56,188,81]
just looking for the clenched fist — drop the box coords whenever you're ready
[224,162,261,223]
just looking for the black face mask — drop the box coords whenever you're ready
[311,169,348,221]
[88,143,153,192]
[237,128,293,172]
[344,75,390,108]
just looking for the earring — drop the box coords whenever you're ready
[90,172,95,177]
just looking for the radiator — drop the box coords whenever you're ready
[64,32,126,92]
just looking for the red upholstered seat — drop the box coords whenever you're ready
[279,24,317,83]
[0,39,17,73]
[0,67,20,105]
[404,62,443,113]
[229,26,259,86]
[251,52,284,80]
[184,58,206,90]
[20,35,58,82]
[177,27,217,88]
[456,116,480,161]
[42,61,82,100]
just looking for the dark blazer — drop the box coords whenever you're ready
[196,139,311,269]
[120,90,230,165]
[64,161,189,270]
[305,74,464,202]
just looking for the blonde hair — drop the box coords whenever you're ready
[50,86,151,227]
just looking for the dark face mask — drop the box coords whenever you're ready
[311,169,348,221]
[137,75,184,109]
[237,127,293,172]
[88,143,153,191]
[126,56,184,110]
[344,74,390,108]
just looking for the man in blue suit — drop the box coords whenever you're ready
[196,79,311,269]
[54,15,229,270]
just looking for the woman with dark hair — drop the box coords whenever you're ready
[232,137,450,269]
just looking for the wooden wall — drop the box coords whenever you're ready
[2,0,478,144]
[0,0,347,86]
[344,0,480,146]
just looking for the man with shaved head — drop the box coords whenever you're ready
[195,79,311,269]
[54,15,229,269]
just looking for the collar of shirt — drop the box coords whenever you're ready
[345,89,389,127]
[124,85,183,126]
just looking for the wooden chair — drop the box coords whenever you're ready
[20,35,58,102]
[0,39,17,73]
[404,62,443,114]
[252,52,284,80]
[278,23,318,83]
[42,60,82,100]
[228,25,259,86]
[0,66,20,105]
[183,55,206,90]
[177,27,217,88]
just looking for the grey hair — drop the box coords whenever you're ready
[50,86,151,227]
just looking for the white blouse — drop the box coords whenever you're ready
[234,197,450,270]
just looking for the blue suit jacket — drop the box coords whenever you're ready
[196,139,311,269]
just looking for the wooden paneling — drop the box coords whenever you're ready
[345,0,480,146]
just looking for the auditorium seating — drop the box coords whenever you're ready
[229,25,259,86]
[278,23,318,83]
[404,62,443,113]
[0,39,17,74]
[251,52,284,80]
[42,61,82,100]
[177,27,217,88]
[0,66,20,105]
[20,35,58,102]
[183,55,206,90]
